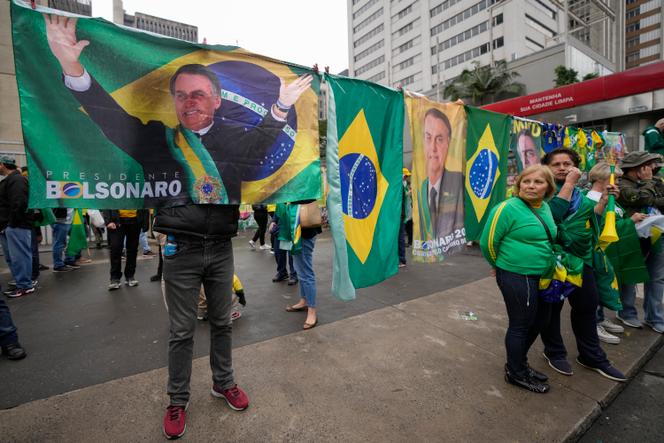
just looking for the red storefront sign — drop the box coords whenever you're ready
[482,61,664,117]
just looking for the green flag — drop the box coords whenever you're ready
[65,208,87,256]
[11,0,320,209]
[464,107,511,241]
[325,75,403,300]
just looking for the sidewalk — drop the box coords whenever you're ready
[2,273,661,442]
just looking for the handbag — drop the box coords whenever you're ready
[518,198,583,303]
[87,209,105,228]
[299,201,322,228]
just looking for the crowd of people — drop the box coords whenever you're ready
[481,147,664,394]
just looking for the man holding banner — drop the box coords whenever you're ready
[43,13,313,439]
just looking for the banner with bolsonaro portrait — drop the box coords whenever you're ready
[11,0,321,209]
[406,94,467,263]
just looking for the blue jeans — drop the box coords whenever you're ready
[31,228,40,280]
[164,236,235,406]
[0,297,19,347]
[398,222,406,264]
[496,268,545,378]
[52,223,71,268]
[0,227,33,289]
[620,247,664,328]
[292,236,317,308]
[139,230,150,253]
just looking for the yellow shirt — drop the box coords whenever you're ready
[118,210,137,218]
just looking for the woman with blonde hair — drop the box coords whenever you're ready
[480,165,557,393]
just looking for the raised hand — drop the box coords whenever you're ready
[43,14,89,76]
[564,167,582,185]
[278,74,313,108]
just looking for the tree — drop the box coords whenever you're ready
[442,60,525,106]
[554,65,579,87]
[582,72,599,81]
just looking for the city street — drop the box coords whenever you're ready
[1,230,662,441]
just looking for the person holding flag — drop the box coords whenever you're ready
[540,148,627,382]
[616,151,664,334]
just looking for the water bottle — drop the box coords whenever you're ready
[164,235,177,256]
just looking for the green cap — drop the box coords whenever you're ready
[619,151,662,169]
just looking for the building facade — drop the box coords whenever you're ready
[625,0,664,68]
[122,11,197,43]
[348,0,622,95]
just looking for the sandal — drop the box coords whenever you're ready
[286,305,308,312]
[303,319,318,330]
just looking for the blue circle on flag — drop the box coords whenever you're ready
[62,182,81,197]
[208,61,298,181]
[469,149,498,199]
[340,153,377,219]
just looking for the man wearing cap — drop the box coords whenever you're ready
[616,151,664,333]
[643,118,664,157]
[0,155,35,298]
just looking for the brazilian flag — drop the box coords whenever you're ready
[325,75,403,301]
[11,0,320,209]
[464,107,511,241]
[65,208,87,256]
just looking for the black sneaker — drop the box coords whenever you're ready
[527,365,548,382]
[2,343,27,360]
[272,274,288,283]
[53,266,73,273]
[150,274,162,282]
[576,357,627,382]
[39,264,50,271]
[5,287,35,298]
[287,277,298,286]
[504,366,550,393]
[542,353,573,376]
[65,263,81,270]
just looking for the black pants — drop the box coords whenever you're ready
[31,227,41,280]
[540,264,609,367]
[496,268,549,378]
[252,209,268,245]
[108,220,140,281]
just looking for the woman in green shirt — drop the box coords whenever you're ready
[480,164,557,393]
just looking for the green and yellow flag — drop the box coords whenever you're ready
[11,0,320,209]
[65,208,87,256]
[325,75,403,300]
[464,107,511,241]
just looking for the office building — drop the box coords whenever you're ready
[625,0,664,68]
[347,0,621,96]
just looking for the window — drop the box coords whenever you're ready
[355,55,385,76]
[430,0,464,18]
[431,20,490,55]
[533,0,557,19]
[393,19,418,38]
[354,24,383,48]
[353,0,380,20]
[431,0,497,37]
[441,37,504,69]
[526,36,544,49]
[392,37,419,56]
[525,13,556,38]
[354,40,384,62]
[398,74,415,86]
[353,8,383,33]
[396,55,420,71]
[367,71,385,83]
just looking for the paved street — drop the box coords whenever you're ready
[1,230,662,442]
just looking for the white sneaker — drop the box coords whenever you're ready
[248,240,256,249]
[616,313,642,328]
[259,244,271,250]
[599,319,624,334]
[108,281,121,291]
[126,279,139,287]
[597,325,620,345]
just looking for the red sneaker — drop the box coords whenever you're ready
[211,384,249,411]
[163,405,186,439]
